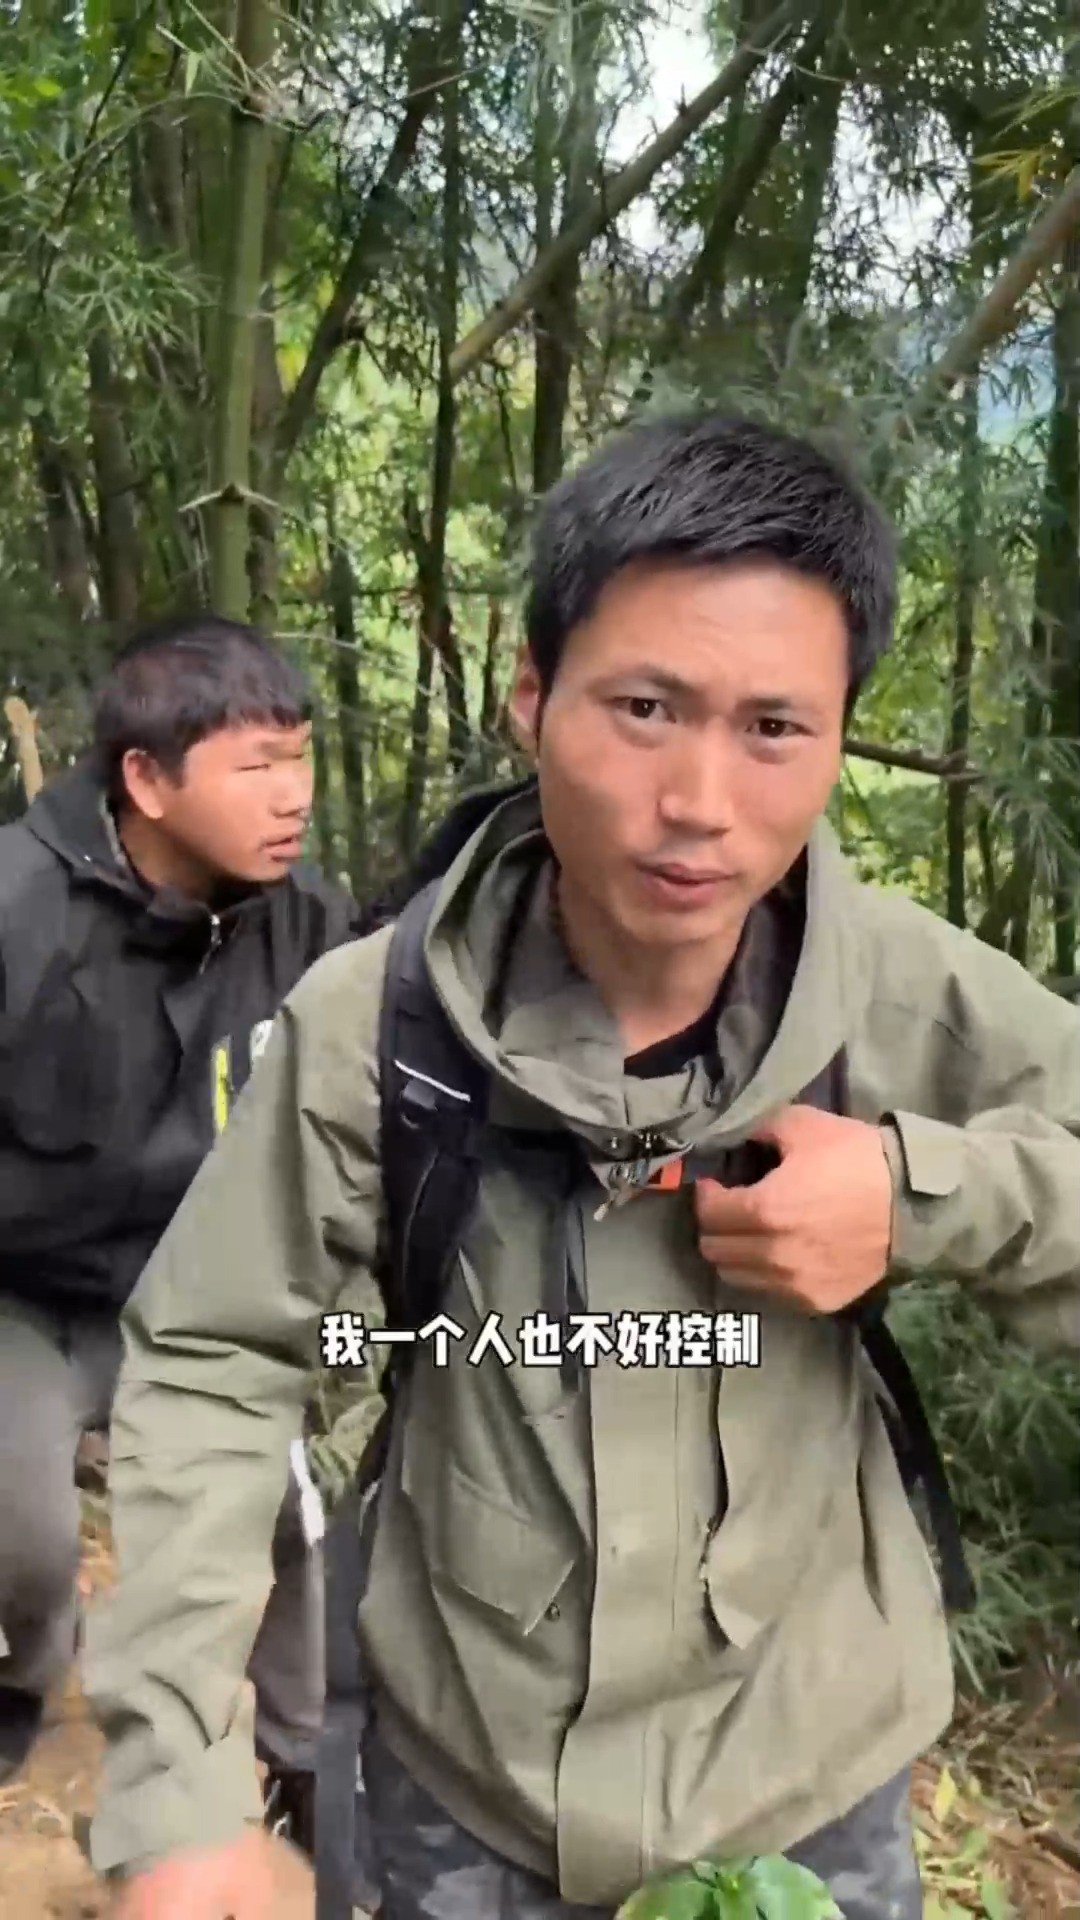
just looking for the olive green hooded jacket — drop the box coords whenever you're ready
[84,787,1080,1903]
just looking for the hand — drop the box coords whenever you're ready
[110,1827,313,1919]
[694,1105,895,1314]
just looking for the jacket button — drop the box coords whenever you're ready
[545,1601,560,1621]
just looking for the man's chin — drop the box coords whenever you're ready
[255,855,296,882]
[224,852,296,887]
[617,884,746,947]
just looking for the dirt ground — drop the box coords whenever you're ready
[0,1664,105,1920]
[1,1500,1077,1920]
[0,1666,104,1920]
[0,1498,110,1920]
[0,1659,316,1920]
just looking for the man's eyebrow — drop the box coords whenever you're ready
[593,670,816,714]
[593,666,700,698]
[735,694,813,716]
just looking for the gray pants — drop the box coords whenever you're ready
[0,1294,324,1778]
[361,1719,923,1920]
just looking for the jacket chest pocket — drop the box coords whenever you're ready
[401,1415,575,1637]
[0,953,119,1156]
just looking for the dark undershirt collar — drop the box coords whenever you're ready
[623,990,726,1079]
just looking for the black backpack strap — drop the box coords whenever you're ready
[314,1422,390,1920]
[856,1315,977,1614]
[690,1048,976,1617]
[314,879,492,1920]
[811,1055,976,1615]
[376,877,492,1332]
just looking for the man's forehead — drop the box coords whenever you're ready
[581,557,849,636]
[561,568,849,701]
[220,719,312,749]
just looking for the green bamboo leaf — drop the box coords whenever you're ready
[978,1872,1014,1920]
[718,1887,764,1920]
[744,1854,843,1920]
[82,0,110,49]
[689,1860,726,1884]
[692,1858,756,1889]
[954,1825,991,1865]
[617,1874,716,1920]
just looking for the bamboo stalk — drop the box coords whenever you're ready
[4,696,43,802]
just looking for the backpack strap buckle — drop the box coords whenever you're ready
[398,1062,469,1124]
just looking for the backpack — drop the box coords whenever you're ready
[312,778,975,1920]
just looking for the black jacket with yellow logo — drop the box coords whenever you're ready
[0,758,361,1313]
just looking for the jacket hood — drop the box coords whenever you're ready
[422,781,873,1160]
[26,757,125,872]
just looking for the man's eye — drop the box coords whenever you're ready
[615,696,668,723]
[753,718,799,741]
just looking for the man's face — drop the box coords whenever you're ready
[510,560,848,951]
[123,721,314,886]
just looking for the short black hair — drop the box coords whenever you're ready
[524,412,897,706]
[93,613,311,806]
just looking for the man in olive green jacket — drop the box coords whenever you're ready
[84,414,1080,1920]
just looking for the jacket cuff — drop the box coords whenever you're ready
[879,1109,966,1273]
[88,1729,262,1879]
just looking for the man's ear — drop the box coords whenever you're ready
[507,647,542,760]
[119,748,170,822]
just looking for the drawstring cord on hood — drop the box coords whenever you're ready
[549,1158,590,1392]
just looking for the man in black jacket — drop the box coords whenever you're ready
[0,613,360,1831]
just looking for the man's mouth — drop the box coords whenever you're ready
[635,862,737,907]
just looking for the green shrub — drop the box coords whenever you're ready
[887,1277,1080,1692]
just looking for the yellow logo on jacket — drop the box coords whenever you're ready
[211,1019,275,1135]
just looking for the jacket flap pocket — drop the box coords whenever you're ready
[702,1481,835,1652]
[402,1438,574,1633]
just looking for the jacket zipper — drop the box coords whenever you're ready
[596,1124,734,1601]
[198,912,223,975]
[593,1127,675,1220]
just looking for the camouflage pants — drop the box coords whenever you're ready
[361,1721,923,1920]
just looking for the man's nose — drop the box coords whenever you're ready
[270,763,313,818]
[657,734,736,834]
